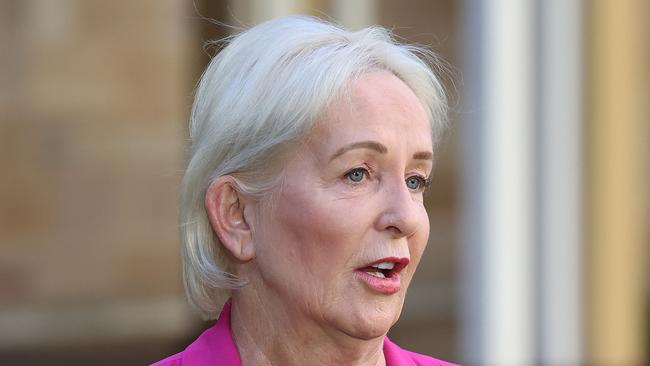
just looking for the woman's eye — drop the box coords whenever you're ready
[345,167,368,183]
[406,175,428,191]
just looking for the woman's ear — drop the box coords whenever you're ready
[205,177,256,262]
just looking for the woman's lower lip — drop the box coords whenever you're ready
[354,270,401,294]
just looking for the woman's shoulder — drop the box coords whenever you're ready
[399,349,460,366]
[148,324,240,366]
[149,308,242,366]
[150,352,184,366]
[383,337,460,366]
[151,332,460,366]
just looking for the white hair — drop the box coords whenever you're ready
[179,15,448,319]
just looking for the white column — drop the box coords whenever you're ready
[537,0,583,364]
[461,0,535,364]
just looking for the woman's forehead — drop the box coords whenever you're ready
[311,72,431,144]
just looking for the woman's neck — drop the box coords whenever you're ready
[230,289,387,366]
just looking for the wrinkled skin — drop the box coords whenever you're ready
[231,71,434,365]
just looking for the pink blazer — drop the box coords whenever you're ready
[151,301,458,366]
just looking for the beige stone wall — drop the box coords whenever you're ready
[0,0,197,355]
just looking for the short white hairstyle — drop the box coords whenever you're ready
[180,15,448,319]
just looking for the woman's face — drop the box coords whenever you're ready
[249,71,433,340]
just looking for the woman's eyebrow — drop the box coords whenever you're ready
[413,151,433,160]
[329,141,433,161]
[329,140,388,161]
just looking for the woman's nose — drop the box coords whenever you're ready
[376,179,422,238]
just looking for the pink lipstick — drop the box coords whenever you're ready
[355,257,409,294]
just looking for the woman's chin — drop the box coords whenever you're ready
[341,315,394,340]
[331,302,402,341]
[348,325,391,341]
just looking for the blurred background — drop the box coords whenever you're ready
[0,0,647,365]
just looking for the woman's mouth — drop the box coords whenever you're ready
[355,257,409,294]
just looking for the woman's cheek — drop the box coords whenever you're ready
[408,214,430,276]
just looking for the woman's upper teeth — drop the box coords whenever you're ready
[371,262,394,270]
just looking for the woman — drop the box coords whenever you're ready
[153,15,457,366]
